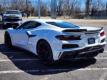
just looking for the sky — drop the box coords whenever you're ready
[1,0,107,10]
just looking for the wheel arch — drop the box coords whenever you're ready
[36,39,51,51]
[4,31,13,46]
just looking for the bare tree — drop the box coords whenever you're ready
[56,0,63,16]
[40,2,48,16]
[91,0,105,16]
[106,3,107,16]
[67,0,81,18]
[56,0,81,18]
[62,0,70,17]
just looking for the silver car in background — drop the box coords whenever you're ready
[2,10,22,29]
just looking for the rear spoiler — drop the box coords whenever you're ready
[63,29,87,32]
[87,27,103,32]
[63,27,103,32]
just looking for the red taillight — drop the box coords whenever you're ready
[100,31,105,37]
[55,35,81,40]
[55,35,68,40]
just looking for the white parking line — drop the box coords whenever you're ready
[0,68,107,74]
[40,75,51,80]
[0,58,39,62]
[0,52,25,53]
[0,51,107,62]
[0,56,107,62]
[104,51,107,53]
[0,51,107,53]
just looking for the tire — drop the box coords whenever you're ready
[3,24,7,29]
[99,48,104,53]
[36,40,54,65]
[4,32,12,48]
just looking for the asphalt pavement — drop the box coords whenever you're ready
[0,23,107,80]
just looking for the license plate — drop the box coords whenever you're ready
[88,38,95,44]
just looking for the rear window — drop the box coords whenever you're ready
[6,11,21,14]
[46,22,79,28]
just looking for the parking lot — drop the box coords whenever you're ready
[0,19,107,80]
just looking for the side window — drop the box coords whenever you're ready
[17,21,41,29]
[26,21,41,29]
[17,21,30,29]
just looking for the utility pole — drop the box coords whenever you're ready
[26,0,28,18]
[51,0,57,19]
[26,0,28,11]
[85,0,92,16]
[38,0,41,19]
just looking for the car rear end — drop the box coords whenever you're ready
[56,28,106,60]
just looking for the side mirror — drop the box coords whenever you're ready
[26,31,36,37]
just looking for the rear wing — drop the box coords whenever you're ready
[63,27,103,33]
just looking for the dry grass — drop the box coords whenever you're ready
[23,17,107,27]
[67,19,107,27]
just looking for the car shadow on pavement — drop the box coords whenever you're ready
[0,23,3,30]
[0,44,97,75]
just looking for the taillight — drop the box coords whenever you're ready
[56,35,66,40]
[55,35,81,40]
[100,31,105,37]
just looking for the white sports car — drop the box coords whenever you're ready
[5,19,106,64]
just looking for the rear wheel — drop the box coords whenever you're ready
[36,40,54,65]
[99,48,104,53]
[5,32,12,48]
[3,24,7,29]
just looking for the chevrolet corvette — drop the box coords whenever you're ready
[5,19,106,64]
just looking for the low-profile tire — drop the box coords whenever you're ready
[2,22,7,29]
[3,24,6,29]
[36,40,54,65]
[99,48,104,53]
[4,32,12,48]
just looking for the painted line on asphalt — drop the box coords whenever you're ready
[104,51,107,53]
[0,68,107,74]
[0,51,107,62]
[0,58,39,62]
[0,52,25,53]
[76,57,107,60]
[40,75,51,80]
[0,56,107,62]
[0,51,107,53]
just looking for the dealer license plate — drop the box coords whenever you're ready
[88,38,95,44]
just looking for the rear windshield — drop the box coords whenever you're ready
[46,22,79,28]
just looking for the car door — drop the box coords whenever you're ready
[11,21,30,48]
[12,21,41,50]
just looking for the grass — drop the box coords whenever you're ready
[23,16,107,27]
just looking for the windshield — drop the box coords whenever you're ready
[5,11,21,14]
[46,22,79,28]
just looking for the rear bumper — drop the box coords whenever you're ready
[60,45,105,59]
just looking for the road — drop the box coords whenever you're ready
[0,20,107,80]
